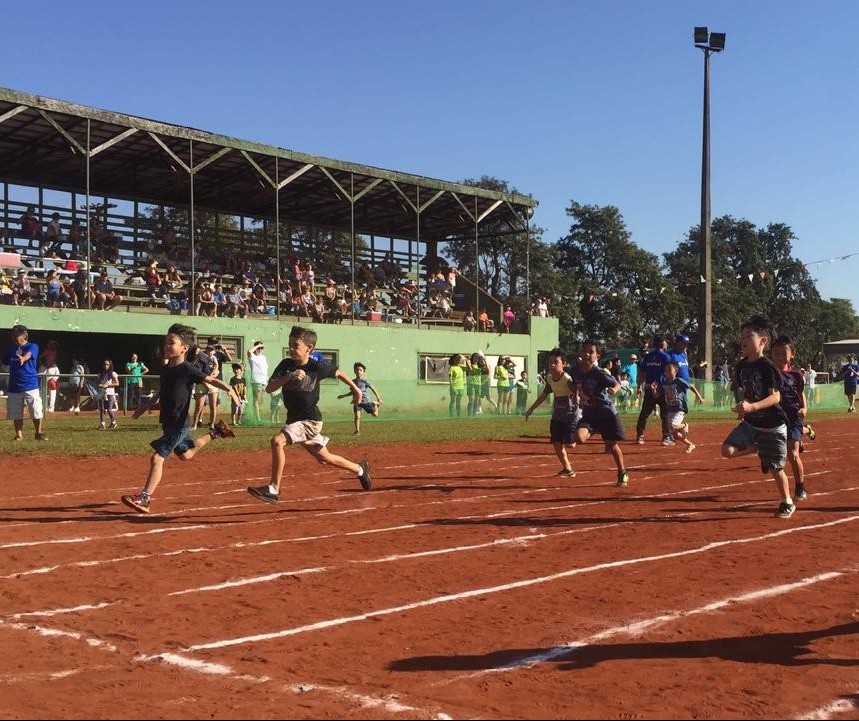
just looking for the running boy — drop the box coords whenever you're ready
[570,340,629,486]
[660,360,705,453]
[121,323,240,514]
[247,326,372,504]
[524,348,579,477]
[721,316,794,518]
[771,336,815,502]
[337,361,382,433]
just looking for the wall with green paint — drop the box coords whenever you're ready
[0,307,558,418]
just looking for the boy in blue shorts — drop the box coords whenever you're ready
[247,326,372,504]
[524,348,579,477]
[771,336,815,502]
[570,340,629,486]
[722,316,794,518]
[337,361,382,434]
[121,323,240,514]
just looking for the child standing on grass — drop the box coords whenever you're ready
[570,340,629,487]
[96,358,120,430]
[121,323,240,514]
[721,315,794,518]
[524,348,579,477]
[448,354,466,417]
[660,360,705,453]
[337,362,382,434]
[3,324,47,441]
[771,335,815,503]
[247,326,372,505]
[515,369,530,415]
[229,363,247,425]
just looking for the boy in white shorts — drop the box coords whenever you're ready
[3,324,47,441]
[247,326,373,504]
[660,360,705,453]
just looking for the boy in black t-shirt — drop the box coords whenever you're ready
[721,316,794,518]
[247,326,373,504]
[121,323,241,514]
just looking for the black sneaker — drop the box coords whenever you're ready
[775,502,796,518]
[121,493,150,514]
[616,469,629,487]
[358,460,372,491]
[556,468,576,478]
[247,485,278,504]
[794,483,808,501]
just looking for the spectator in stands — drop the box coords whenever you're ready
[503,306,516,333]
[213,284,227,316]
[45,270,71,308]
[463,307,477,332]
[44,213,65,258]
[478,308,495,332]
[225,284,247,318]
[162,226,178,260]
[144,259,161,306]
[20,206,42,250]
[67,219,84,258]
[92,270,122,310]
[11,270,33,306]
[0,269,12,304]
[251,280,268,314]
[196,282,217,317]
[537,297,549,317]
[71,268,88,308]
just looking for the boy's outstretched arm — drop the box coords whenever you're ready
[335,369,362,404]
[524,389,551,420]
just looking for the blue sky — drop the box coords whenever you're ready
[5,1,859,308]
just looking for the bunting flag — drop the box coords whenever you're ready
[700,274,706,283]
[759,271,766,279]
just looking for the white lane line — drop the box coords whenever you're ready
[12,602,112,618]
[449,568,857,678]
[169,567,328,596]
[0,665,114,684]
[798,694,859,720]
[0,617,117,652]
[0,524,209,550]
[184,514,859,652]
[145,652,449,717]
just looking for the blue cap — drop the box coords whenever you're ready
[676,334,691,344]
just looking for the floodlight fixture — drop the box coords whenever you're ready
[709,32,726,51]
[694,26,709,44]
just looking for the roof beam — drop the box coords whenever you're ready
[90,127,139,157]
[38,110,85,155]
[146,132,190,174]
[277,163,313,190]
[193,146,233,174]
[477,199,503,224]
[352,178,383,203]
[389,181,417,214]
[0,105,27,126]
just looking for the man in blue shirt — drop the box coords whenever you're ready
[3,324,47,441]
[635,334,671,444]
[667,335,692,382]
[839,354,859,413]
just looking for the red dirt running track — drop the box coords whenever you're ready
[1,418,857,719]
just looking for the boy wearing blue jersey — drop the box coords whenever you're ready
[571,340,629,487]
[338,362,382,434]
[4,324,47,441]
[771,336,815,502]
[660,361,705,453]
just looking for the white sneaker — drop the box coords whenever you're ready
[99,423,106,430]
[685,443,696,454]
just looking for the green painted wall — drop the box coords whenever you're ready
[0,307,558,419]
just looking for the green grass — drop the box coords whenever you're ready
[2,407,849,457]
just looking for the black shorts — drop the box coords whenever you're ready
[578,406,626,442]
[354,402,377,414]
[550,419,576,445]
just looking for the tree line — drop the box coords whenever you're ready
[443,176,859,367]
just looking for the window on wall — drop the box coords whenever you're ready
[419,353,452,384]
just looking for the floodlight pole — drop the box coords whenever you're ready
[695,29,724,382]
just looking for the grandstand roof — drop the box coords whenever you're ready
[0,86,536,242]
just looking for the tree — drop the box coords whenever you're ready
[663,216,820,363]
[553,201,669,348]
